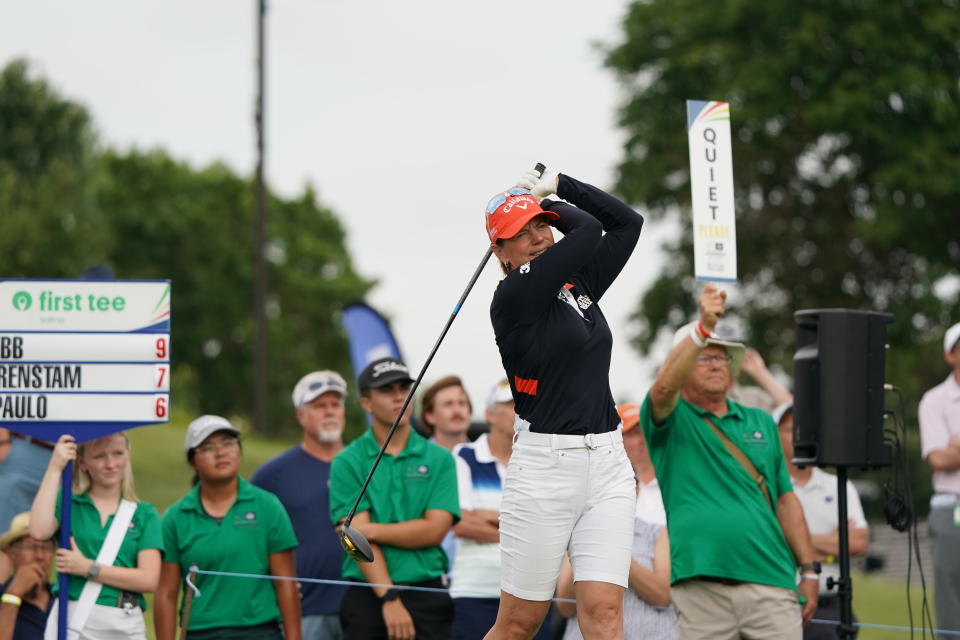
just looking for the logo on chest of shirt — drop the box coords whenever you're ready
[742,430,768,447]
[576,294,593,310]
[405,464,430,479]
[233,511,259,527]
[519,262,530,274]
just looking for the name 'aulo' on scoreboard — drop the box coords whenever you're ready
[0,280,171,439]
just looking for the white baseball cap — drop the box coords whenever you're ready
[486,379,514,409]
[292,370,348,408]
[672,320,746,379]
[944,322,960,354]
[184,415,240,452]
[771,402,794,427]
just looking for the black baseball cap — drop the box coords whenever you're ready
[358,357,414,391]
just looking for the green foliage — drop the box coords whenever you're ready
[0,59,111,275]
[0,59,374,433]
[605,1,960,511]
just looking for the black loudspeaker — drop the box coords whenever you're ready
[793,309,893,468]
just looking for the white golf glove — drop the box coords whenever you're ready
[517,169,560,199]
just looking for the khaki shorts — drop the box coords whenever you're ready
[671,579,801,640]
[498,428,636,601]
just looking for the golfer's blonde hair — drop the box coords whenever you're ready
[73,431,139,502]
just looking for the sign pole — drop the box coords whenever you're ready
[57,463,72,640]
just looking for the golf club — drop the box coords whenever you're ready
[339,162,547,563]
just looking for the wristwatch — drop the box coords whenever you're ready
[799,561,822,575]
[379,588,400,603]
[87,562,101,579]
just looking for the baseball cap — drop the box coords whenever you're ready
[617,403,640,432]
[184,415,241,452]
[486,379,514,409]
[484,187,560,243]
[292,370,347,408]
[944,322,960,354]
[771,402,794,427]
[0,512,31,550]
[672,320,746,379]
[357,357,414,391]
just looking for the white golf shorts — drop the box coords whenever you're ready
[499,424,637,601]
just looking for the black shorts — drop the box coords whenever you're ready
[340,577,453,640]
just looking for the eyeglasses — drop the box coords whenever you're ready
[196,438,241,455]
[485,188,531,215]
[696,354,732,365]
[12,541,56,554]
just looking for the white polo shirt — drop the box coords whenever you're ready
[791,467,868,595]
[919,373,960,496]
[450,434,507,598]
[636,477,666,526]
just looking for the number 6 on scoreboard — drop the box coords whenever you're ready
[154,395,168,419]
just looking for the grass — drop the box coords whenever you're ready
[124,420,938,639]
[851,571,938,639]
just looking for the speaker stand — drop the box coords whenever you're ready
[825,466,857,639]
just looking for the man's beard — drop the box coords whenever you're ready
[315,425,343,444]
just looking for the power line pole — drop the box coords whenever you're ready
[253,0,269,431]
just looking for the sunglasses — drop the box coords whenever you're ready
[485,187,531,215]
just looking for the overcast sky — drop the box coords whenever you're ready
[1,0,679,420]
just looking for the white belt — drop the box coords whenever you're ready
[931,493,959,509]
[513,415,623,450]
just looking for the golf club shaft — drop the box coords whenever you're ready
[342,161,547,528]
[343,246,493,526]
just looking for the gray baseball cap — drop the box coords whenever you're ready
[672,320,746,379]
[184,415,240,452]
[292,370,348,408]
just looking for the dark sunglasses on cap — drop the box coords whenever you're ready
[485,187,532,215]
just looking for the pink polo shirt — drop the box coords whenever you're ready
[919,372,960,495]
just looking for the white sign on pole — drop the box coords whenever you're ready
[687,100,738,282]
[0,279,171,438]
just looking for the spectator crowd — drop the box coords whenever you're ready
[2,309,959,640]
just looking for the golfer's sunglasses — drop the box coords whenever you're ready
[486,187,531,215]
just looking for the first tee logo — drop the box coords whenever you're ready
[10,290,127,313]
[12,291,31,311]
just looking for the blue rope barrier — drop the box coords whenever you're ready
[185,566,576,603]
[185,567,960,635]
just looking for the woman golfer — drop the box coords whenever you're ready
[483,168,643,640]
[30,433,163,640]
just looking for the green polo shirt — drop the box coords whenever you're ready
[161,477,298,631]
[641,394,797,591]
[53,493,163,610]
[329,428,460,583]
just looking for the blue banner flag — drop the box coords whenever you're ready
[341,302,404,381]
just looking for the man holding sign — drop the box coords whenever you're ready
[640,285,818,639]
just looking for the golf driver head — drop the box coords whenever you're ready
[340,524,374,563]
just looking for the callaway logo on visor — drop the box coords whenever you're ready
[485,187,531,215]
[372,361,409,378]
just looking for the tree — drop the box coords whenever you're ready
[0,60,374,433]
[0,59,111,275]
[97,150,374,432]
[605,0,960,511]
